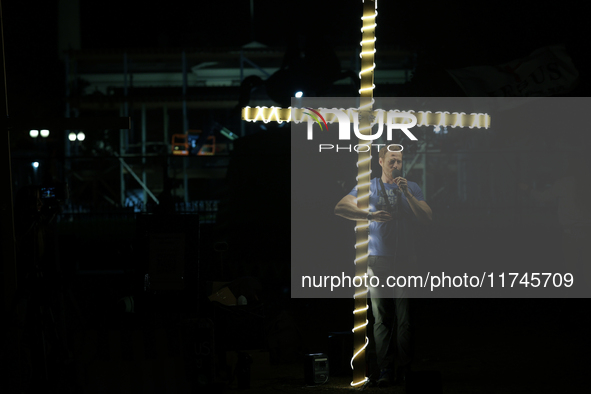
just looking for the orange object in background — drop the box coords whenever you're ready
[171,133,189,156]
[172,130,202,156]
[172,130,230,156]
[197,135,216,156]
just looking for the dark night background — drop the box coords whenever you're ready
[1,0,590,393]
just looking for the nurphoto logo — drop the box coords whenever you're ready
[302,107,417,153]
[303,107,329,131]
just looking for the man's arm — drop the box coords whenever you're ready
[405,193,432,224]
[394,178,432,224]
[334,195,392,222]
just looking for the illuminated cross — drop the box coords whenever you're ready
[241,0,490,387]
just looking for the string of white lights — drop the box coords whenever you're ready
[356,170,372,181]
[452,112,466,128]
[436,111,450,126]
[353,305,369,314]
[357,157,372,166]
[356,192,371,203]
[354,249,370,262]
[242,107,491,128]
[350,336,370,386]
[355,238,370,249]
[470,113,489,128]
[354,288,369,298]
[354,223,369,232]
[351,1,377,387]
[352,319,369,332]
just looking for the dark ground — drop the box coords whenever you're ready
[6,220,590,393]
[4,273,589,393]
[221,298,590,394]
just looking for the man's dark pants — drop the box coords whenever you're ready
[368,255,414,371]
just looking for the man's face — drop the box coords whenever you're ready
[379,151,403,174]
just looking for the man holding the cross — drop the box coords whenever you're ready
[335,144,432,386]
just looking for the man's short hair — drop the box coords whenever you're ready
[379,144,403,161]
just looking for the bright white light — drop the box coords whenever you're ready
[358,84,375,93]
[40,129,49,138]
[29,130,39,138]
[359,49,376,58]
[295,91,303,98]
[32,162,39,168]
[360,23,377,32]
[352,319,368,332]
[353,305,369,314]
[77,132,85,141]
[68,132,76,141]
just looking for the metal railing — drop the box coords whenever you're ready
[57,200,219,229]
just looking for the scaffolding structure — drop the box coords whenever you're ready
[63,45,414,209]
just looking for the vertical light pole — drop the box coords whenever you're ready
[351,0,377,387]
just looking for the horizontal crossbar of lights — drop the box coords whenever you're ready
[242,107,491,129]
